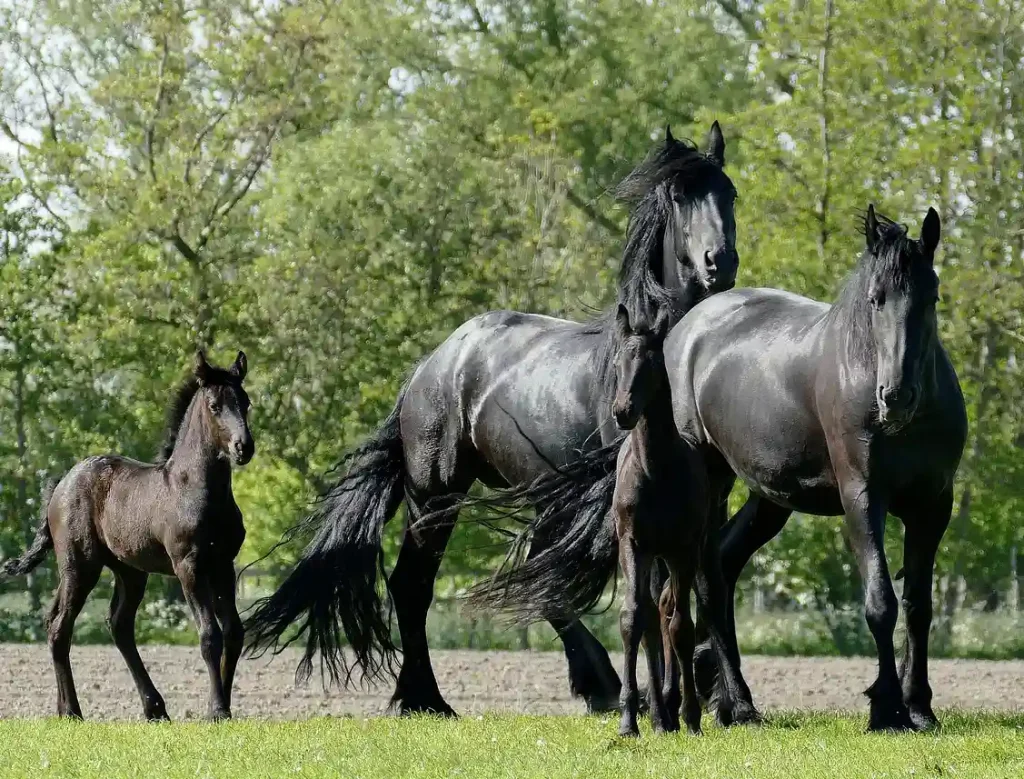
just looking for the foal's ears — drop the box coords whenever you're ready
[193,350,211,386]
[230,351,248,382]
[704,120,725,167]
[921,207,941,258]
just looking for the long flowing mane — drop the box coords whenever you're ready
[827,211,923,366]
[616,136,732,325]
[592,136,733,404]
[155,364,239,464]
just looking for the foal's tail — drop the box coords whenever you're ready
[1,482,56,578]
[460,439,623,624]
[245,382,410,686]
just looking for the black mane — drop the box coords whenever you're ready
[616,136,734,328]
[155,363,240,464]
[829,211,929,365]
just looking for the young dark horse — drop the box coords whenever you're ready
[246,124,740,716]
[0,352,254,721]
[609,304,720,737]
[470,206,966,732]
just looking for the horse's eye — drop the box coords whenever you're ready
[208,399,221,414]
[870,292,885,310]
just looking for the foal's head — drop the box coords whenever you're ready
[612,304,671,430]
[859,205,942,425]
[162,351,255,467]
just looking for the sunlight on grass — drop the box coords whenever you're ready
[0,712,1021,779]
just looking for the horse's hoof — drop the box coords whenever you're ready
[715,700,762,728]
[146,710,171,723]
[693,642,718,705]
[866,704,913,732]
[207,708,232,722]
[618,723,640,738]
[585,693,621,715]
[908,707,940,732]
[389,696,458,718]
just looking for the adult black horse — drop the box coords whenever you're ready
[246,124,741,715]
[469,206,967,731]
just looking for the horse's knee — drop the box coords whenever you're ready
[864,583,899,637]
[198,622,224,659]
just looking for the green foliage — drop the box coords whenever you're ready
[0,0,1022,643]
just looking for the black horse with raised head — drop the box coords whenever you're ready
[470,206,967,732]
[246,123,740,716]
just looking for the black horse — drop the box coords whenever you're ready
[246,123,740,716]
[1,351,255,721]
[468,207,966,732]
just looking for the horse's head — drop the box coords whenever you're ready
[194,350,255,466]
[663,122,739,296]
[861,205,941,426]
[612,304,670,430]
[617,123,739,322]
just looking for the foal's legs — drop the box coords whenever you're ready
[212,563,244,712]
[108,565,168,720]
[617,534,664,736]
[842,489,909,731]
[47,559,101,719]
[176,555,230,720]
[896,489,953,731]
[658,585,682,731]
[664,563,702,734]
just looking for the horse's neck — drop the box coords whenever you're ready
[632,381,676,476]
[168,402,231,487]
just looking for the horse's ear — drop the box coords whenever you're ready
[705,120,725,167]
[921,207,941,258]
[230,351,248,381]
[615,303,631,340]
[193,350,210,386]
[864,204,881,253]
[665,124,675,145]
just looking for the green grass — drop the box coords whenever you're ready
[0,712,1021,778]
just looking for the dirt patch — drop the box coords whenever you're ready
[0,644,1020,721]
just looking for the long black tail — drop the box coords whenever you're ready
[1,482,55,578]
[452,439,623,624]
[245,382,409,686]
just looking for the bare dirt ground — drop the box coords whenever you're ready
[0,644,1020,721]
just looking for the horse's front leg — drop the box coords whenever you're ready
[895,488,953,731]
[841,486,910,731]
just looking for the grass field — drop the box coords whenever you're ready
[0,712,1021,779]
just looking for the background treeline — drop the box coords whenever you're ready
[0,0,1021,654]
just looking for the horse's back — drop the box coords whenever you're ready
[50,455,176,574]
[402,309,611,490]
[666,289,842,514]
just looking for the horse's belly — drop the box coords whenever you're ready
[714,425,843,516]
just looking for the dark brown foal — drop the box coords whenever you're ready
[1,351,254,721]
[610,304,706,737]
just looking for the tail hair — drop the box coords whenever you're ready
[244,383,409,687]
[427,438,623,624]
[1,481,56,578]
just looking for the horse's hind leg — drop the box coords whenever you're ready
[531,509,621,714]
[175,555,229,721]
[108,566,168,721]
[388,488,466,716]
[47,558,100,719]
[212,563,244,712]
[896,489,953,732]
[694,495,789,706]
